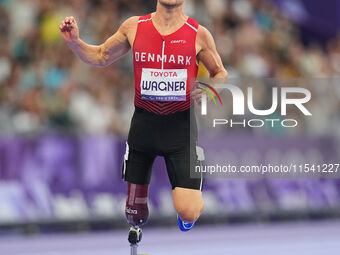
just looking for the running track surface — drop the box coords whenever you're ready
[0,221,339,255]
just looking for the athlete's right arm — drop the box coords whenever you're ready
[59,16,138,68]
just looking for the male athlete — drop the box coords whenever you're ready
[60,0,228,232]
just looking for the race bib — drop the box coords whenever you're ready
[140,68,187,102]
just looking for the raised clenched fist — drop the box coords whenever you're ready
[59,16,79,44]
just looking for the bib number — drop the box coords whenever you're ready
[140,68,187,102]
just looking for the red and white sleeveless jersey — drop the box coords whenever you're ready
[133,14,199,115]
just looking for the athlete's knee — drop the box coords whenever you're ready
[176,201,204,223]
[125,183,149,227]
[176,206,200,223]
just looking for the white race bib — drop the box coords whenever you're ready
[140,68,187,102]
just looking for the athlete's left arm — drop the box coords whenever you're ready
[196,26,228,79]
[193,26,228,103]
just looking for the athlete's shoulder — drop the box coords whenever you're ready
[196,25,215,53]
[197,25,213,39]
[197,25,214,43]
[119,16,140,35]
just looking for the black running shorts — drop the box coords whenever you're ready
[122,107,203,190]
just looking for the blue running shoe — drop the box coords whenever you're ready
[177,215,195,232]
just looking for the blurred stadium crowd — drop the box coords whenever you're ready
[0,0,340,136]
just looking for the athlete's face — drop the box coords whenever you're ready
[158,0,185,8]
